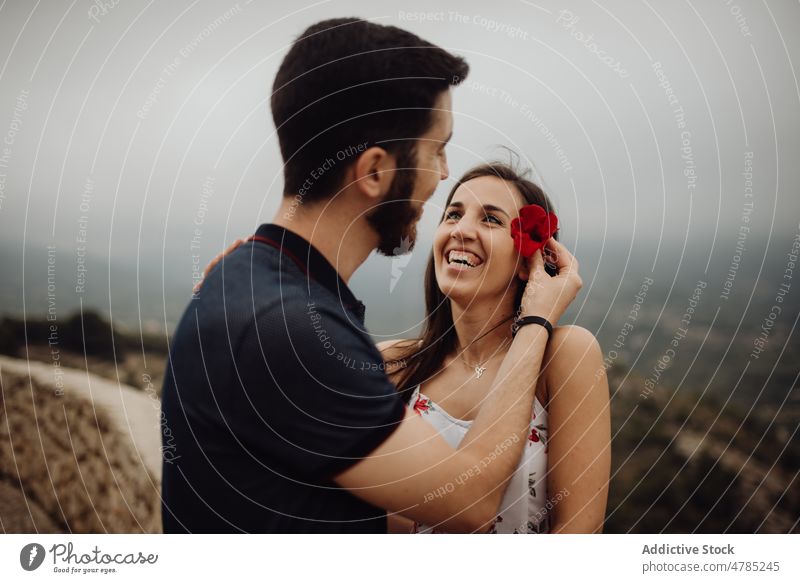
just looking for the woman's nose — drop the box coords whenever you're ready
[451,217,477,240]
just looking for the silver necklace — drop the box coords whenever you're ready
[459,338,511,378]
[456,315,514,379]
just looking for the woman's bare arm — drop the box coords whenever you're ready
[387,513,415,534]
[544,325,611,533]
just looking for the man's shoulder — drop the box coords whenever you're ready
[195,242,370,352]
[252,293,366,350]
[219,241,300,285]
[197,242,306,307]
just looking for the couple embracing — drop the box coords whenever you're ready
[161,17,610,534]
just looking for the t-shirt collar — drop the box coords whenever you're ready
[252,223,366,321]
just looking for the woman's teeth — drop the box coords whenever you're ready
[447,250,482,268]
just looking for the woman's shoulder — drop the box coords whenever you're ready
[547,325,601,353]
[542,325,605,402]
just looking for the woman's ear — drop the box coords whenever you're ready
[351,146,395,201]
[517,260,530,282]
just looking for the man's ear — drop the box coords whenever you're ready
[351,146,396,201]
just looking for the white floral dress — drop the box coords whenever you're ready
[409,385,550,534]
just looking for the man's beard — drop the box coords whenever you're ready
[366,146,422,256]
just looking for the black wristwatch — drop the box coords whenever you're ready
[512,315,553,338]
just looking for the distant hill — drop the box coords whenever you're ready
[604,363,799,533]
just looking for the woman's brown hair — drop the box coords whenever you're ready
[391,160,558,403]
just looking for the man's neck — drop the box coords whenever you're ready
[272,196,378,283]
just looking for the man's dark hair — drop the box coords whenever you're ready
[271,18,469,201]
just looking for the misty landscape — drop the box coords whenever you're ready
[2,226,797,532]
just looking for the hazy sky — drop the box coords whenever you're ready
[0,0,798,330]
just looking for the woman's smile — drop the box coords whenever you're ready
[444,247,485,273]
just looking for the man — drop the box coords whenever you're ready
[161,17,582,533]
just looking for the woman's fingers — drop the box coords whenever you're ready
[546,238,583,292]
[545,238,579,275]
[531,247,544,268]
[223,237,246,256]
[526,248,545,277]
[520,239,583,323]
[193,238,245,293]
[208,239,244,273]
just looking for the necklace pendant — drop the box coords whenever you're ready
[475,365,486,379]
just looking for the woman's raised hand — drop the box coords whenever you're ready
[519,238,582,325]
[192,238,246,294]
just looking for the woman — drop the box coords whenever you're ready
[379,162,611,534]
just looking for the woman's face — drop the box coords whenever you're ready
[433,175,528,305]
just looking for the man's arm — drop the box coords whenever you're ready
[335,322,551,532]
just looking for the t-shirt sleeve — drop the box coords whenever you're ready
[230,296,407,479]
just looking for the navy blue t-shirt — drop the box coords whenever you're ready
[160,224,406,533]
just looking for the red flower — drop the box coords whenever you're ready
[529,427,540,442]
[510,204,558,258]
[413,395,431,415]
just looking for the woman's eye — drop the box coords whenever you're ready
[445,210,461,221]
[484,214,502,225]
